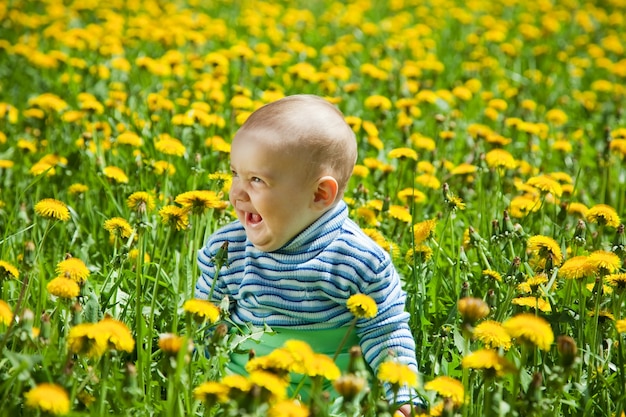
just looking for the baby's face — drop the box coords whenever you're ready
[228,130,322,251]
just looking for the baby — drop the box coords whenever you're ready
[196,94,424,415]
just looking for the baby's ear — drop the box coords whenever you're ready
[313,176,338,208]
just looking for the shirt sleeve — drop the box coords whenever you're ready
[354,256,424,407]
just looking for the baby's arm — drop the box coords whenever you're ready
[355,260,425,409]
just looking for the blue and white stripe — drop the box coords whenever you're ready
[196,201,421,405]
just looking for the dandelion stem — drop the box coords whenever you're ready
[333,317,357,361]
[146,227,172,400]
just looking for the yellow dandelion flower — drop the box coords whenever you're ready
[158,333,192,356]
[527,235,563,268]
[482,270,502,282]
[221,374,253,394]
[346,293,377,319]
[587,250,621,275]
[605,273,626,291]
[609,138,626,158]
[377,360,418,388]
[462,349,515,377]
[450,163,478,176]
[159,205,190,231]
[473,320,512,350]
[103,166,129,184]
[127,191,156,214]
[512,296,552,312]
[526,175,563,197]
[485,149,517,170]
[47,277,80,299]
[388,147,418,161]
[552,140,573,153]
[405,245,433,262]
[509,195,541,218]
[34,198,71,222]
[103,217,134,241]
[333,373,368,400]
[567,202,588,217]
[424,376,464,407]
[304,353,341,380]
[0,300,13,326]
[193,381,229,403]
[56,257,90,284]
[559,256,591,280]
[68,183,89,195]
[413,218,437,244]
[415,173,441,190]
[97,317,135,353]
[616,319,626,333]
[182,299,220,323]
[546,108,568,126]
[388,205,412,223]
[68,323,107,358]
[204,136,231,153]
[503,313,554,351]
[24,383,70,416]
[116,132,142,147]
[355,207,379,227]
[517,273,550,294]
[249,370,288,400]
[352,164,370,178]
[0,260,19,280]
[0,159,14,169]
[268,399,309,417]
[152,160,176,176]
[364,95,392,111]
[175,190,228,213]
[585,204,620,228]
[397,187,427,204]
[155,134,186,157]
[246,350,295,377]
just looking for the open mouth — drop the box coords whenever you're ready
[246,212,263,225]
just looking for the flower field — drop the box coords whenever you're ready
[1,0,626,416]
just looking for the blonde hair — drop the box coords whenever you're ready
[234,95,357,200]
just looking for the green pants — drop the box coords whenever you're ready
[229,326,361,399]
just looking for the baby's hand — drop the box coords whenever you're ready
[395,404,427,417]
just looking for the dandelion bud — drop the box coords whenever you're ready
[212,323,228,342]
[502,210,515,234]
[527,371,543,404]
[557,335,578,368]
[124,363,140,399]
[458,297,489,326]
[23,241,36,267]
[71,302,83,326]
[333,374,367,401]
[347,346,368,375]
[491,219,500,239]
[573,219,586,247]
[487,289,497,309]
[40,313,51,341]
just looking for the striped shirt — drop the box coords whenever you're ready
[196,201,421,405]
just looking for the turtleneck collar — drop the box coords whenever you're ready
[271,200,348,257]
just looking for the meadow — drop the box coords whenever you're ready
[1,0,626,416]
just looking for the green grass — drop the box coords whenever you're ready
[0,0,625,416]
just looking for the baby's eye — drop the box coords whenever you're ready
[251,177,262,183]
[230,169,238,177]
